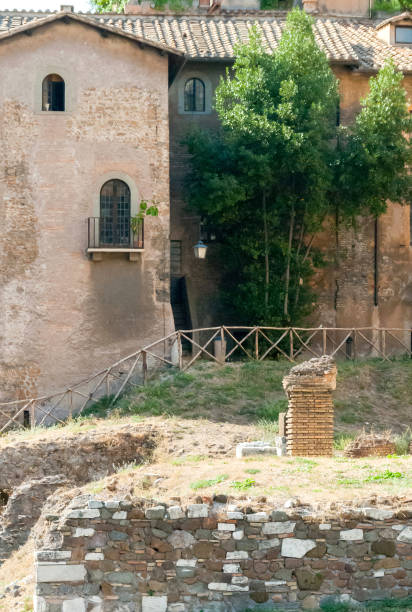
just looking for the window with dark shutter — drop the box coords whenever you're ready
[184,78,205,113]
[42,74,65,111]
[100,180,131,247]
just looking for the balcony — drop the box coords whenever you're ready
[87,217,144,261]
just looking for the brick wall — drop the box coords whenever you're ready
[34,497,412,611]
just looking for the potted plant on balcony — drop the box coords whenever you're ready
[130,200,159,248]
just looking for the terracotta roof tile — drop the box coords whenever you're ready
[1,10,412,71]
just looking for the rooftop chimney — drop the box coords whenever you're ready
[302,0,318,12]
[60,4,74,11]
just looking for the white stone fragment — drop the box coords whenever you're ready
[167,530,196,549]
[392,525,405,531]
[258,538,280,550]
[62,599,87,612]
[36,550,72,561]
[236,441,277,458]
[176,559,197,567]
[232,576,248,585]
[85,553,104,561]
[227,504,240,512]
[208,583,249,592]
[227,512,244,520]
[218,523,235,531]
[233,530,244,540]
[36,563,86,583]
[246,512,268,522]
[226,550,248,560]
[319,524,331,531]
[262,521,296,535]
[105,501,120,509]
[223,563,240,573]
[374,569,385,577]
[112,511,127,520]
[67,509,100,519]
[88,500,104,509]
[362,508,395,521]
[281,538,317,559]
[265,580,287,591]
[168,605,185,612]
[142,595,168,612]
[397,526,412,543]
[340,529,364,541]
[73,528,95,538]
[187,504,209,518]
[168,506,186,520]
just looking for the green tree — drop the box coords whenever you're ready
[89,0,192,13]
[185,9,412,326]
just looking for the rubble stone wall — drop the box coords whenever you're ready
[34,498,412,611]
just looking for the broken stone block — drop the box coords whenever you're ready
[281,538,316,558]
[295,567,324,590]
[36,563,86,583]
[235,441,277,458]
[142,595,167,612]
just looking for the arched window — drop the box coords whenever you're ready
[184,78,205,113]
[100,180,131,246]
[42,74,65,111]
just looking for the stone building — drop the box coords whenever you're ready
[1,0,412,401]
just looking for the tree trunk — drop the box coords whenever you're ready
[283,204,295,318]
[263,192,269,318]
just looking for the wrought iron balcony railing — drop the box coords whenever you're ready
[87,217,144,250]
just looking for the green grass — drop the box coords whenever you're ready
[241,595,412,611]
[48,356,412,447]
[365,469,404,482]
[189,474,228,490]
[231,477,256,490]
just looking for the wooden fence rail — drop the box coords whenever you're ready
[0,326,410,434]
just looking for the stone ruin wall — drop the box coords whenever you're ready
[34,497,412,611]
[282,356,336,457]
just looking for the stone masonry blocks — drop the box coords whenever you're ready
[33,497,412,611]
[283,355,336,456]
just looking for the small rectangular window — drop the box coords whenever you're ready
[395,26,412,44]
[171,240,182,276]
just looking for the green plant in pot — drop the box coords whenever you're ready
[131,200,159,248]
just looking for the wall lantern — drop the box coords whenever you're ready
[194,240,208,259]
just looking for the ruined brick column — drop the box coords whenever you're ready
[282,356,336,457]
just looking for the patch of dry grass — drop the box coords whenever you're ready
[85,451,412,505]
[0,540,34,611]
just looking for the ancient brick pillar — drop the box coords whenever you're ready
[282,356,336,457]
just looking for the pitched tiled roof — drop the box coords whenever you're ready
[1,9,412,72]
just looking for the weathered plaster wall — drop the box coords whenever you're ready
[0,21,174,403]
[318,0,370,16]
[34,497,412,611]
[309,68,412,331]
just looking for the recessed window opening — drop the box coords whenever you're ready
[184,78,205,113]
[395,26,412,44]
[42,74,65,111]
[100,179,131,247]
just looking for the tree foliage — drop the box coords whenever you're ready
[185,9,412,326]
[89,0,192,13]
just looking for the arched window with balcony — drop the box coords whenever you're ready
[100,179,131,247]
[184,77,205,113]
[42,74,65,111]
